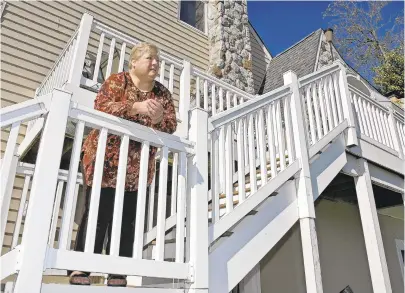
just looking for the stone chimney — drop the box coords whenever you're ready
[317,28,341,70]
[207,0,254,94]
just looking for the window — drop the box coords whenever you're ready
[179,0,206,33]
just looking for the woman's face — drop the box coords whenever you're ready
[131,51,160,81]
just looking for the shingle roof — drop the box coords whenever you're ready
[259,29,323,94]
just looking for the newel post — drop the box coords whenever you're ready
[283,71,324,293]
[335,60,359,147]
[67,13,93,87]
[179,60,192,138]
[187,107,209,292]
[13,89,72,293]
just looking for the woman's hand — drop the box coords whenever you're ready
[130,99,163,124]
[147,100,163,125]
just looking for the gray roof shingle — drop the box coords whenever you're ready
[259,29,323,94]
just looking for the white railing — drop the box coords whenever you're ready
[350,86,396,150]
[1,91,210,293]
[0,99,48,250]
[191,68,254,117]
[298,64,345,146]
[208,85,296,221]
[36,29,79,97]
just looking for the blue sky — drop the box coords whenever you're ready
[247,1,404,57]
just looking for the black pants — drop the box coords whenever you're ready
[68,187,138,276]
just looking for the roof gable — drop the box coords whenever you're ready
[260,29,323,94]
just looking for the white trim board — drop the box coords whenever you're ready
[395,239,404,280]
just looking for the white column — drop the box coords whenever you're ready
[354,158,392,293]
[187,108,209,293]
[284,71,324,293]
[13,89,72,293]
[335,60,359,147]
[178,60,191,138]
[67,13,93,87]
[240,264,261,293]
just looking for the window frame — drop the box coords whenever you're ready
[395,239,404,280]
[177,0,208,36]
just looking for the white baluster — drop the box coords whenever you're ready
[159,60,166,84]
[248,113,257,193]
[171,153,179,216]
[370,104,382,143]
[257,109,267,186]
[12,175,31,248]
[211,130,220,223]
[276,100,286,170]
[48,180,64,247]
[110,135,129,256]
[196,76,201,108]
[118,42,126,73]
[266,104,277,178]
[203,79,209,110]
[0,122,20,248]
[133,141,150,259]
[84,128,108,253]
[219,87,224,113]
[169,64,174,94]
[236,118,246,202]
[147,162,157,230]
[211,84,216,115]
[311,82,323,140]
[225,122,234,213]
[175,152,187,263]
[105,37,116,79]
[155,146,169,261]
[58,121,85,250]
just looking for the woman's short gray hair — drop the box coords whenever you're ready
[129,42,159,69]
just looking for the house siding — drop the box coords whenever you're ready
[249,25,271,93]
[260,200,404,293]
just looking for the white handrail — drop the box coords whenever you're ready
[70,103,195,154]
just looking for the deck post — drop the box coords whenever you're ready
[67,13,93,87]
[355,158,393,293]
[387,106,404,159]
[13,89,72,293]
[178,60,192,138]
[284,71,324,293]
[187,107,209,292]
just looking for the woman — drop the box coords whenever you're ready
[69,42,177,287]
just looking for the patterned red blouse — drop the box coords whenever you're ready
[81,72,177,191]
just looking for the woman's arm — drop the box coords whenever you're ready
[94,74,132,117]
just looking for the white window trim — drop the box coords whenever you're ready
[177,0,208,36]
[395,239,404,279]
